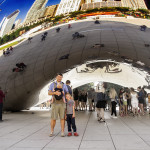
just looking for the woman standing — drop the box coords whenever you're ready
[123,90,128,116]
[130,88,139,116]
[83,91,87,111]
[119,89,124,117]
[96,83,106,122]
[109,88,118,118]
[80,91,85,111]
[73,88,79,111]
[137,86,144,115]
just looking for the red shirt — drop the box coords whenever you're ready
[0,90,5,104]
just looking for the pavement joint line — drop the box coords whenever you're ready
[120,117,150,148]
[5,120,50,150]
[105,119,117,150]
[78,112,91,150]
[41,129,61,150]
[4,114,49,135]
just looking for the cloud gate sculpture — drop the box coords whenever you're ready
[0,19,150,111]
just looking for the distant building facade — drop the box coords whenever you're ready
[44,5,58,18]
[0,10,20,37]
[24,0,48,25]
[121,0,147,10]
[55,0,85,16]
[82,0,147,10]
[15,19,22,28]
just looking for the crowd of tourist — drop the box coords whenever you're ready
[73,86,150,121]
[47,73,150,137]
[12,63,27,72]
[3,46,13,56]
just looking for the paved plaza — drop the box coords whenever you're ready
[0,110,150,150]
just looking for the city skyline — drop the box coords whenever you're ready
[0,0,60,23]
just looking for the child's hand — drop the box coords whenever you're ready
[72,114,75,118]
[65,115,67,120]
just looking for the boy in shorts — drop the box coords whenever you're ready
[65,93,79,136]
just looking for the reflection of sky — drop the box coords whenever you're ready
[0,0,61,23]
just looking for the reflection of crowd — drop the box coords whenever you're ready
[12,63,27,72]
[3,46,13,56]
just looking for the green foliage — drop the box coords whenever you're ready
[115,7,130,12]
[0,41,19,50]
[85,8,99,13]
[99,7,116,12]
[70,10,84,18]
[53,14,64,22]
[77,83,94,91]
[137,9,149,15]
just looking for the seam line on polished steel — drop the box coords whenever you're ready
[43,32,59,80]
[80,28,124,33]
[134,24,150,65]
[80,30,89,64]
[124,25,139,61]
[111,25,122,60]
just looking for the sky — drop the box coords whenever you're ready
[0,0,61,23]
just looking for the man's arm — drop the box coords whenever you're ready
[48,83,61,96]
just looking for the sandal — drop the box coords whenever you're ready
[49,132,53,137]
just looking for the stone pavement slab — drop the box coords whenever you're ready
[0,110,150,150]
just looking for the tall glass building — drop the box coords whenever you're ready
[0,10,20,37]
[24,0,48,24]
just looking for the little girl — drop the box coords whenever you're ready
[65,93,79,136]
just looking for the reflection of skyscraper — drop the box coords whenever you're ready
[24,0,48,24]
[0,10,20,37]
[55,0,85,16]
[82,0,147,10]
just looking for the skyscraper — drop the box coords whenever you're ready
[24,0,48,24]
[82,0,147,11]
[55,0,85,16]
[0,10,20,37]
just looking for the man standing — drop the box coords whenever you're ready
[0,87,5,122]
[48,73,68,137]
[87,88,93,111]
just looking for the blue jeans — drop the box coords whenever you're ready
[0,103,3,120]
[67,114,77,132]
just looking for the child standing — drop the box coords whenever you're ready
[65,93,79,136]
[51,83,66,104]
